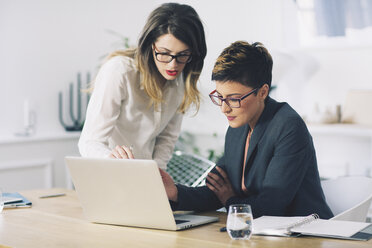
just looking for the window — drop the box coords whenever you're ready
[296,0,372,46]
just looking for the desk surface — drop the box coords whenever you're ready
[0,188,371,248]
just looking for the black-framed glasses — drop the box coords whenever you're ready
[209,88,259,108]
[153,44,192,64]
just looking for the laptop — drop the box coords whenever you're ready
[65,156,219,231]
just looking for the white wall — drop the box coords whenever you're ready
[300,45,372,120]
[0,0,154,134]
[0,0,296,158]
[1,0,371,157]
[0,0,292,136]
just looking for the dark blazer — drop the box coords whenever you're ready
[172,97,333,219]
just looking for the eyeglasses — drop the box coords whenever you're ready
[153,44,192,64]
[209,88,259,108]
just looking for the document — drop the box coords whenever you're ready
[253,215,372,241]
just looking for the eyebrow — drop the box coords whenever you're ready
[155,47,191,54]
[215,90,242,97]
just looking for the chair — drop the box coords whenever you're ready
[166,151,215,187]
[321,176,372,222]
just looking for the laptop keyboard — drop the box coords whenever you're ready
[166,151,215,187]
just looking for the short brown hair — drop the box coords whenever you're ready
[212,41,272,89]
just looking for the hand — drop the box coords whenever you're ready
[159,168,178,202]
[206,166,236,205]
[109,145,134,159]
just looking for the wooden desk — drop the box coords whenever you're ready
[0,188,371,248]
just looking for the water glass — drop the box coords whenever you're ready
[226,204,253,240]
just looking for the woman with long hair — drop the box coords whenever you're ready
[78,3,206,169]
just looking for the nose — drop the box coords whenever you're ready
[169,58,179,67]
[220,101,232,114]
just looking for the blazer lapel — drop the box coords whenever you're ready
[244,97,281,171]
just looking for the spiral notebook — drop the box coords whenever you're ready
[253,214,372,241]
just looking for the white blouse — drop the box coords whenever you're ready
[78,56,184,169]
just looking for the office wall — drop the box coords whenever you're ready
[0,0,154,135]
[0,0,291,137]
[300,46,372,119]
[1,0,371,156]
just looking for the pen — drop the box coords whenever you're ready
[39,193,66,198]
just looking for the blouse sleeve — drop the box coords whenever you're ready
[78,58,127,157]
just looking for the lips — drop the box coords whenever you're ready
[227,116,236,121]
[166,70,178,76]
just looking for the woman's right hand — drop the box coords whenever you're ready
[109,145,135,159]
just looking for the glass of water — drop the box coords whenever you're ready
[226,204,253,240]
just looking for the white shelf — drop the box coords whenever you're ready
[0,131,81,145]
[307,124,372,138]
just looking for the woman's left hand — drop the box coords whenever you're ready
[206,166,236,205]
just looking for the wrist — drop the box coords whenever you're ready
[170,186,178,202]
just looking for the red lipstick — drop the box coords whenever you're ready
[166,70,178,76]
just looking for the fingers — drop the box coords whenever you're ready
[207,167,231,192]
[207,166,236,205]
[216,166,230,183]
[122,145,134,159]
[207,173,222,188]
[117,145,129,159]
[208,168,226,187]
[110,145,134,159]
[206,182,218,192]
[110,146,124,158]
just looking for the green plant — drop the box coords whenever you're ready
[105,29,130,49]
[174,131,224,163]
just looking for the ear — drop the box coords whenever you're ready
[259,84,269,100]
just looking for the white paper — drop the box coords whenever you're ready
[253,216,306,236]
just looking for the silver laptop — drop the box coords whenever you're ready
[65,156,219,231]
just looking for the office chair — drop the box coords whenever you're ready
[166,151,215,187]
[321,176,372,222]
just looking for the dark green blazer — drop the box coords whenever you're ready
[172,97,333,219]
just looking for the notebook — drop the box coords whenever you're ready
[65,156,219,231]
[253,214,372,241]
